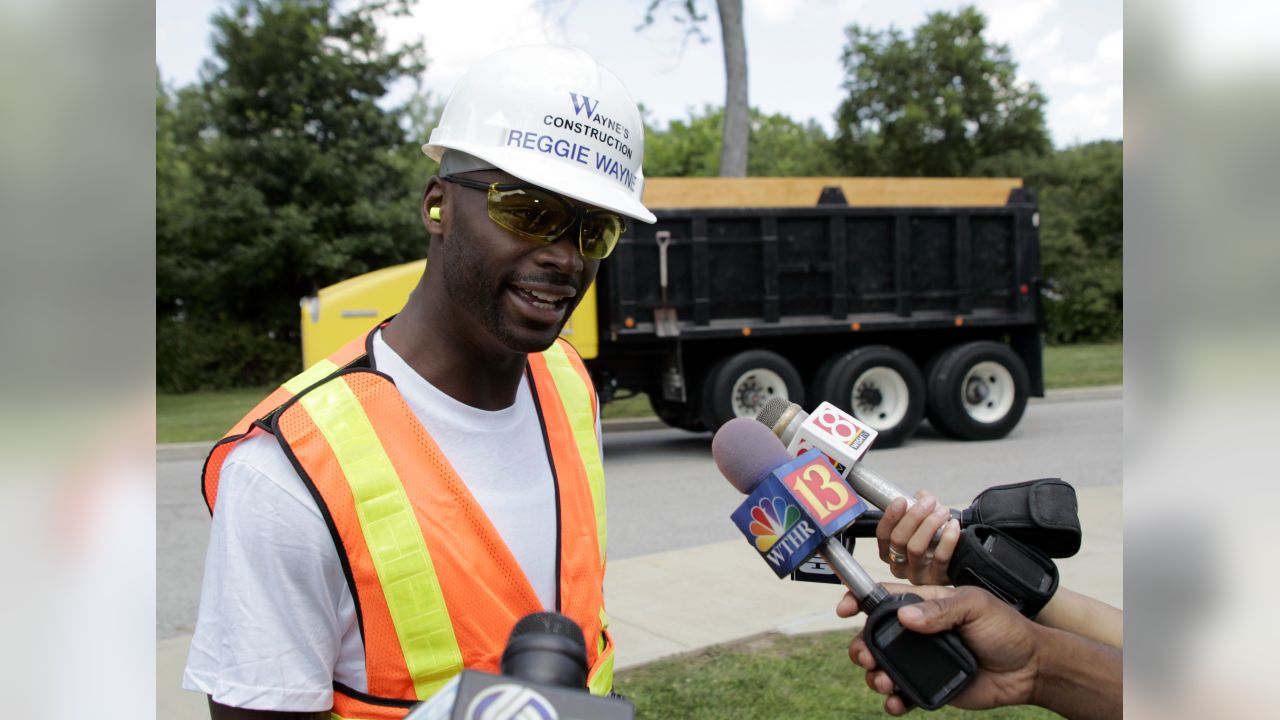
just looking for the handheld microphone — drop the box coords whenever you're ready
[757,397,961,522]
[406,612,633,720]
[713,418,976,710]
[759,397,1082,559]
[759,398,1069,617]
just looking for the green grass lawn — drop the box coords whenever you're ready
[1043,342,1122,389]
[156,386,274,443]
[157,343,1121,443]
[616,630,1055,719]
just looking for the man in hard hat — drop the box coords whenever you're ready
[183,45,655,719]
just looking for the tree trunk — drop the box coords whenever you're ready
[716,0,748,177]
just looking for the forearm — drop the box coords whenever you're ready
[1030,625,1123,720]
[1036,588,1123,648]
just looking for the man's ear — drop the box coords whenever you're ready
[422,176,446,236]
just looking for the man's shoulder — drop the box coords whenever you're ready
[217,431,329,521]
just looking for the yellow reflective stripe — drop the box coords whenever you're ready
[284,358,340,395]
[540,342,607,562]
[587,625,615,696]
[300,377,462,699]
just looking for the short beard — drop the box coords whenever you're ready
[440,222,579,354]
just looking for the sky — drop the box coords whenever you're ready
[156,0,1123,149]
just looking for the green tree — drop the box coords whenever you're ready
[637,0,749,176]
[833,6,1050,176]
[157,0,427,391]
[1033,142,1123,343]
[644,105,837,177]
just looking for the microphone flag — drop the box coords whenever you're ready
[730,451,868,577]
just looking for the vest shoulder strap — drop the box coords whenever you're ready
[201,330,372,513]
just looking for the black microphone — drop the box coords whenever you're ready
[501,612,589,689]
[714,418,976,710]
[406,612,633,719]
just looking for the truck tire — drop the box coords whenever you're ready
[701,350,805,431]
[648,395,707,433]
[815,346,925,449]
[926,341,1029,441]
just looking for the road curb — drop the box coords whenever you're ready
[1037,385,1122,403]
[157,442,213,462]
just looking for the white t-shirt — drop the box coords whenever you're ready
[183,331,598,711]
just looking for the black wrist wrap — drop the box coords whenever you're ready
[947,525,1060,618]
[968,478,1082,558]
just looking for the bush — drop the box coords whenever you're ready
[157,318,298,393]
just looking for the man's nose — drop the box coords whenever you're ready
[534,227,584,273]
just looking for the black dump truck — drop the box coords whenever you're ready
[588,177,1044,447]
[302,177,1044,447]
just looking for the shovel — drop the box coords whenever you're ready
[654,230,680,337]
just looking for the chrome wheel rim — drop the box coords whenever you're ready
[961,361,1015,423]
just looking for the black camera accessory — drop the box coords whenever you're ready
[862,592,978,711]
[948,525,1060,618]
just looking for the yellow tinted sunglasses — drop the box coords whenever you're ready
[441,175,626,260]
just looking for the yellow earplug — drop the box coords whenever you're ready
[429,206,442,221]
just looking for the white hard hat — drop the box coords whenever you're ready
[423,45,656,224]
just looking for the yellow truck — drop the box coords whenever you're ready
[301,177,1043,447]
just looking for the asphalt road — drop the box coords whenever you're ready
[157,393,1120,640]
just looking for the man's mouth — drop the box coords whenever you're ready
[510,281,577,315]
[515,286,570,310]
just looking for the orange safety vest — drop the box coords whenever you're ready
[201,325,613,719]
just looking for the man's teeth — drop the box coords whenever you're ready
[529,290,562,302]
[518,287,566,308]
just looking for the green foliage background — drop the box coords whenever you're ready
[157,2,1121,391]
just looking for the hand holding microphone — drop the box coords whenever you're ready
[837,584,1123,719]
[877,493,961,586]
[758,397,1083,558]
[758,397,1070,618]
[714,418,976,710]
[757,397,961,538]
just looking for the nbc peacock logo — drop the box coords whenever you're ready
[748,497,802,552]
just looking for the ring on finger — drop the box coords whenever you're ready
[888,546,907,564]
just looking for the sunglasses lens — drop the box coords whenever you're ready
[579,213,624,260]
[487,188,575,241]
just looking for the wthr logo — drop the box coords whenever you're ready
[747,497,801,552]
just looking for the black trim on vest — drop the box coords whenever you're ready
[526,363,564,614]
[201,434,244,515]
[332,681,420,709]
[270,366,399,657]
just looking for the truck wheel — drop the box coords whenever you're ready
[926,341,1029,441]
[648,395,707,433]
[816,346,925,449]
[701,350,805,431]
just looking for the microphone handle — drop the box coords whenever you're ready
[819,538,889,611]
[847,464,958,545]
[844,508,964,538]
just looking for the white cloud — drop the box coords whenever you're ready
[378,1,564,96]
[1049,29,1122,88]
[1098,29,1122,65]
[982,0,1058,43]
[749,0,804,25]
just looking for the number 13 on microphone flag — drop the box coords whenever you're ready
[730,452,868,577]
